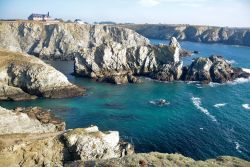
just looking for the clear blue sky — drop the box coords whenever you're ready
[0,0,250,27]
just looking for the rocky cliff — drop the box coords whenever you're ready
[120,24,250,47]
[0,49,84,101]
[0,21,149,60]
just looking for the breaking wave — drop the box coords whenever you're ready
[234,142,242,153]
[242,104,250,110]
[191,97,217,122]
[214,103,227,108]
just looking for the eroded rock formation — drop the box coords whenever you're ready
[0,49,85,101]
[182,55,250,83]
[74,37,183,84]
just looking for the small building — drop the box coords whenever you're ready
[74,19,85,24]
[28,12,53,21]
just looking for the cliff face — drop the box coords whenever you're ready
[0,21,149,60]
[120,24,250,47]
[0,50,84,101]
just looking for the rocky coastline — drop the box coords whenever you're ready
[120,24,250,47]
[1,21,249,85]
[1,21,250,166]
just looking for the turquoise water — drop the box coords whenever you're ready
[1,40,250,161]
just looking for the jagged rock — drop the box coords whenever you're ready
[0,106,65,134]
[149,62,183,81]
[0,50,85,101]
[182,55,250,83]
[169,37,181,49]
[74,41,182,84]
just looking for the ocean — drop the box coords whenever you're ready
[1,39,250,160]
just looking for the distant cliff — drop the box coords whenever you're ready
[120,24,250,47]
[0,21,149,60]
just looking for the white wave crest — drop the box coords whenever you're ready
[234,142,242,153]
[191,97,217,122]
[226,59,237,65]
[242,104,250,110]
[242,68,250,74]
[214,103,227,108]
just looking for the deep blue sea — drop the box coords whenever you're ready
[1,39,250,161]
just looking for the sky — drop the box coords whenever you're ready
[0,0,250,27]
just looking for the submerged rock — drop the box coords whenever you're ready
[0,50,85,101]
[149,99,170,106]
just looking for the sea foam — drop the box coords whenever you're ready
[214,103,227,108]
[242,104,250,110]
[191,97,217,122]
[234,142,242,153]
[226,59,237,65]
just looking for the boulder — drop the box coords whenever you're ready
[62,126,133,161]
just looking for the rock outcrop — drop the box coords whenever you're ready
[0,106,133,167]
[121,24,250,47]
[0,21,149,60]
[182,55,250,83]
[74,36,183,84]
[0,49,85,101]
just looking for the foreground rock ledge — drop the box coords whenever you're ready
[0,106,133,166]
[0,50,85,101]
[67,152,250,167]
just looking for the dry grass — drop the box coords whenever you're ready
[0,50,40,69]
